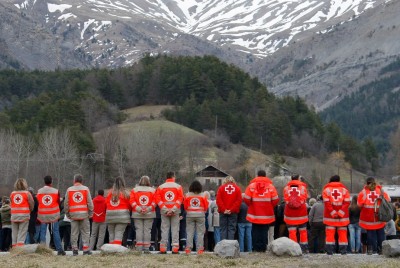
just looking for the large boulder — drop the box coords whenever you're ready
[382,239,400,257]
[270,237,302,257]
[214,239,240,258]
[100,244,130,253]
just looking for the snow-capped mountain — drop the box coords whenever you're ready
[4,0,391,66]
[1,0,399,110]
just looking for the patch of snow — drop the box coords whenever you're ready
[48,3,72,13]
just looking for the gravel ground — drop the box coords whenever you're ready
[0,251,398,268]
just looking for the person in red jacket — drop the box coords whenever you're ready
[244,170,279,252]
[322,175,350,255]
[283,174,309,253]
[216,176,242,241]
[89,189,107,250]
[357,177,391,254]
[155,171,184,254]
[105,177,131,246]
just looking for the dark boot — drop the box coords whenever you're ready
[326,245,334,255]
[339,245,347,255]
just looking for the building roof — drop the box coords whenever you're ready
[382,185,400,198]
[195,165,230,178]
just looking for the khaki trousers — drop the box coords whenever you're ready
[186,217,205,250]
[107,223,127,245]
[71,218,90,251]
[134,218,154,250]
[160,214,180,249]
[89,221,107,250]
[11,221,29,246]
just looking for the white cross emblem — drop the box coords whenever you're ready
[190,198,200,207]
[42,195,53,206]
[110,199,120,207]
[14,194,23,205]
[165,191,175,201]
[139,195,149,206]
[72,192,83,203]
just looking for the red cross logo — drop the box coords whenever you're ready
[368,191,379,203]
[190,198,200,207]
[139,195,149,205]
[42,195,53,206]
[225,184,235,194]
[289,187,300,197]
[331,189,342,201]
[73,192,83,203]
[165,191,175,201]
[110,199,120,207]
[14,194,23,205]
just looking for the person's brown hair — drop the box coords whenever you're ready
[139,176,151,187]
[366,177,376,191]
[14,178,28,191]
[111,176,129,202]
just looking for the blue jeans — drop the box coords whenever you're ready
[238,223,252,252]
[40,222,63,252]
[214,227,221,244]
[348,223,361,252]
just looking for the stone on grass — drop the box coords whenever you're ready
[270,237,302,257]
[21,244,40,253]
[101,243,129,253]
[214,239,240,258]
[382,239,400,257]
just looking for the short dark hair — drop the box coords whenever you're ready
[98,189,104,196]
[291,174,300,180]
[257,170,266,177]
[44,175,53,185]
[166,171,175,179]
[74,174,83,183]
[189,180,202,194]
[329,175,340,182]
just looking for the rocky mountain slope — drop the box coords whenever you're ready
[1,0,399,110]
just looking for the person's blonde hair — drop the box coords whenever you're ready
[111,176,129,202]
[223,176,235,184]
[14,178,28,191]
[139,176,151,187]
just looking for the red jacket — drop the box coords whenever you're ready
[155,178,184,215]
[216,183,242,214]
[358,185,391,230]
[322,182,351,227]
[244,177,279,224]
[92,195,106,223]
[283,180,308,225]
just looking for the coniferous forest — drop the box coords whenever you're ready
[0,55,378,173]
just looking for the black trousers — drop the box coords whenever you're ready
[309,222,325,253]
[252,223,269,252]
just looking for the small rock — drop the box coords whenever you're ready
[100,244,129,253]
[21,244,39,253]
[382,239,400,257]
[270,237,302,257]
[214,239,240,258]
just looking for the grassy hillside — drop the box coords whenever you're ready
[95,105,368,195]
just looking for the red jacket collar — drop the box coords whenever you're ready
[166,178,175,183]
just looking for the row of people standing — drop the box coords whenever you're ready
[2,170,397,256]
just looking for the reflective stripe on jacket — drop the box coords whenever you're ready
[244,177,279,224]
[65,183,93,220]
[283,180,308,225]
[155,178,184,215]
[322,182,350,227]
[10,191,33,222]
[357,185,391,230]
[130,186,156,219]
[184,192,209,218]
[37,186,60,223]
[106,191,131,224]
